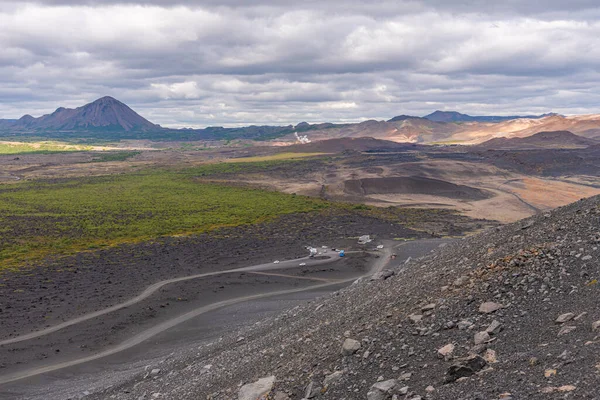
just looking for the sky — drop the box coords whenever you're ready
[1,1,600,128]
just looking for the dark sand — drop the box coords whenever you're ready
[344,176,491,200]
[0,239,451,400]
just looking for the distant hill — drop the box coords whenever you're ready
[478,130,599,149]
[424,110,557,123]
[1,97,599,146]
[387,115,423,122]
[0,96,160,132]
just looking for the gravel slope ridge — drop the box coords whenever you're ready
[92,195,600,400]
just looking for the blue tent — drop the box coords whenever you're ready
[339,250,345,257]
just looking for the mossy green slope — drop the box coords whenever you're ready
[0,165,329,271]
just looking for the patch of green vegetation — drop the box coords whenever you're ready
[0,141,92,155]
[0,165,331,271]
[184,157,317,177]
[87,151,141,163]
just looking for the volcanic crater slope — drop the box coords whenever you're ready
[478,130,599,150]
[94,195,600,400]
[343,176,492,201]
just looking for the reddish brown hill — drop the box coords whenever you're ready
[478,130,599,149]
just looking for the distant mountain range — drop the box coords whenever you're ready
[420,110,560,123]
[1,96,600,145]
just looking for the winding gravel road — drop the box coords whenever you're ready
[0,253,338,347]
[0,247,393,385]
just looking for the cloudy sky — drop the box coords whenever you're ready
[1,1,600,127]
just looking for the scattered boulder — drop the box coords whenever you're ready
[371,269,395,281]
[273,392,290,400]
[555,313,575,324]
[479,302,503,314]
[474,331,491,345]
[445,355,487,383]
[408,314,423,324]
[485,320,502,334]
[437,343,455,359]
[592,320,600,331]
[341,338,361,356]
[238,376,275,400]
[458,320,474,330]
[304,381,321,399]
[367,379,398,400]
[558,325,576,336]
[323,370,344,387]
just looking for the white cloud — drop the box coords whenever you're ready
[1,1,600,126]
[150,81,203,99]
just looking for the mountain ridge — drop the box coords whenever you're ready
[1,97,599,145]
[423,110,558,123]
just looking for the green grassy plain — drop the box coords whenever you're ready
[0,162,330,271]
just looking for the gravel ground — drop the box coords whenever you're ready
[87,194,600,400]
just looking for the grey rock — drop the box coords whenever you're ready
[437,343,455,359]
[479,302,503,314]
[304,381,321,398]
[458,320,473,330]
[485,320,502,334]
[371,269,395,281]
[408,314,423,323]
[367,379,398,400]
[558,325,576,336]
[592,320,600,331]
[399,372,412,381]
[323,370,344,387]
[555,313,575,323]
[474,331,491,345]
[445,355,487,383]
[558,350,570,361]
[238,376,275,400]
[341,338,361,356]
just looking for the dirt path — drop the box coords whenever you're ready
[495,178,542,213]
[0,254,339,347]
[0,248,394,385]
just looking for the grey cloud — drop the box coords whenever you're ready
[1,1,600,127]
